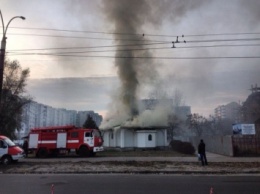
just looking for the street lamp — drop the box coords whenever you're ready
[0,10,25,106]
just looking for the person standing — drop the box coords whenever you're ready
[198,139,208,166]
[22,139,28,158]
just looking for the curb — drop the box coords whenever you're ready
[1,170,260,175]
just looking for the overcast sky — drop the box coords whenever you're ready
[1,0,260,117]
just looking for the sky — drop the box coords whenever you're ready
[1,0,260,119]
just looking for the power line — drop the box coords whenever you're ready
[7,33,166,43]
[187,38,260,43]
[4,27,260,61]
[5,33,260,44]
[6,52,260,59]
[7,47,170,55]
[7,26,146,36]
[180,32,260,37]
[6,26,260,38]
[179,44,260,49]
[7,44,260,56]
[7,42,170,52]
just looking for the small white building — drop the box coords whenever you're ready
[101,126,168,149]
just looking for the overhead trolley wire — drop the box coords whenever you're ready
[7,33,159,42]
[4,32,260,44]
[186,38,260,43]
[5,52,260,59]
[7,42,170,52]
[6,38,260,54]
[4,27,260,61]
[5,26,260,38]
[7,44,260,56]
[7,46,171,55]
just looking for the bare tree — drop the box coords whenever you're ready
[0,60,31,139]
[167,113,182,141]
[186,113,209,137]
[208,115,234,135]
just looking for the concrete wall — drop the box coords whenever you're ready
[122,129,135,148]
[102,131,110,147]
[102,128,168,149]
[190,135,234,156]
[102,130,116,147]
[115,130,121,147]
[156,129,167,146]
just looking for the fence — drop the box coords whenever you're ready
[190,135,260,156]
[232,135,260,156]
[190,136,234,156]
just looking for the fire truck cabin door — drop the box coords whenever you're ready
[57,133,67,148]
[84,132,94,147]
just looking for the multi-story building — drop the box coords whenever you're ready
[20,101,102,137]
[215,105,225,119]
[214,102,241,123]
[22,101,38,130]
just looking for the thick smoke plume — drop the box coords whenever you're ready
[103,0,156,118]
[101,0,209,129]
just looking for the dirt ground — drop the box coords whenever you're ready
[1,150,259,174]
[1,160,260,174]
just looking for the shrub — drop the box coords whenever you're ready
[169,140,195,155]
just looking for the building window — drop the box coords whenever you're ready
[111,133,114,139]
[148,134,152,141]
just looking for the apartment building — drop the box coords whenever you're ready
[214,102,241,123]
[21,101,101,136]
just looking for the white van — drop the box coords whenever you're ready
[0,135,24,164]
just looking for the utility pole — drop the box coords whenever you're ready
[0,10,25,107]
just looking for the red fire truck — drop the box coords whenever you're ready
[28,125,104,157]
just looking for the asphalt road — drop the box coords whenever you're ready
[0,174,260,194]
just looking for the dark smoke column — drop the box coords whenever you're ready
[103,0,152,117]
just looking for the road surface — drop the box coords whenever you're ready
[0,174,259,194]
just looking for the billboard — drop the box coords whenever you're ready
[232,124,256,135]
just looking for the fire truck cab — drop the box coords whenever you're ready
[0,135,24,164]
[28,125,104,157]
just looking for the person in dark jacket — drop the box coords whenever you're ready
[198,139,208,166]
[22,139,28,158]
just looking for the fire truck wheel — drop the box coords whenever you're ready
[78,146,90,157]
[1,155,12,165]
[90,151,96,157]
[37,148,48,158]
[50,149,59,157]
